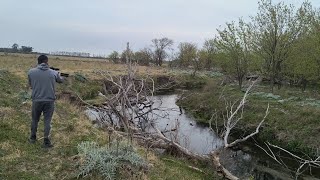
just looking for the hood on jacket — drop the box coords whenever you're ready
[37,63,49,71]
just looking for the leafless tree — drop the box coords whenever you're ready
[91,43,157,136]
[151,37,173,66]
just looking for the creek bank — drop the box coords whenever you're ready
[177,80,320,179]
[178,95,319,158]
[177,79,320,157]
[56,73,320,178]
[56,74,319,158]
[56,74,207,105]
[85,94,320,179]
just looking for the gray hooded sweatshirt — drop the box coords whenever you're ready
[28,63,63,101]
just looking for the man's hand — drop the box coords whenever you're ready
[55,72,64,83]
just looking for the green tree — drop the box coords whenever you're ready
[251,0,312,91]
[285,9,319,90]
[215,19,252,89]
[176,42,200,77]
[201,39,218,70]
[177,42,198,68]
[108,51,119,63]
[133,48,153,66]
[12,43,19,52]
[120,48,134,64]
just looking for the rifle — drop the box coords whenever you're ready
[50,67,69,77]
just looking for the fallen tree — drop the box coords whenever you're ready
[221,81,270,149]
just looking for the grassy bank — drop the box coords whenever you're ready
[0,54,218,179]
[0,70,107,179]
[178,78,320,156]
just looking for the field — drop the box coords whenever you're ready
[0,53,217,179]
[0,53,171,79]
[2,52,319,179]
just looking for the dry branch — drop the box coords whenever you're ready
[257,142,320,179]
[221,80,269,149]
[210,151,239,180]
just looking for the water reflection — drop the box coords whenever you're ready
[150,94,224,154]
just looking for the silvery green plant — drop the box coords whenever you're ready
[77,141,146,180]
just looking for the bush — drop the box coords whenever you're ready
[77,141,146,180]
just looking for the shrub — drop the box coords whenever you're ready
[77,141,146,180]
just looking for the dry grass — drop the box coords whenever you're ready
[0,97,108,179]
[0,53,169,79]
[0,68,109,179]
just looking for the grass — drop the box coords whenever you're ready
[0,53,171,80]
[148,156,217,180]
[0,70,108,179]
[0,53,219,180]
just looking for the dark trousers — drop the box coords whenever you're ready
[30,101,55,139]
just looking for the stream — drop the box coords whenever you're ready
[86,94,320,180]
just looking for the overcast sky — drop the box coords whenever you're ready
[0,0,319,55]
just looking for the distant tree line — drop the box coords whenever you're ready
[0,43,33,53]
[108,37,173,67]
[109,0,320,92]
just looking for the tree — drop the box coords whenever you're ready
[201,39,218,70]
[133,48,153,66]
[120,48,134,64]
[215,19,252,89]
[108,51,119,63]
[177,42,198,68]
[283,8,319,90]
[151,37,173,66]
[176,42,201,77]
[20,46,33,53]
[251,0,313,92]
[12,43,19,52]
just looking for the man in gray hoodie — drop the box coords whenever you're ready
[28,55,63,148]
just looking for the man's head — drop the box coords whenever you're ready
[38,55,48,64]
